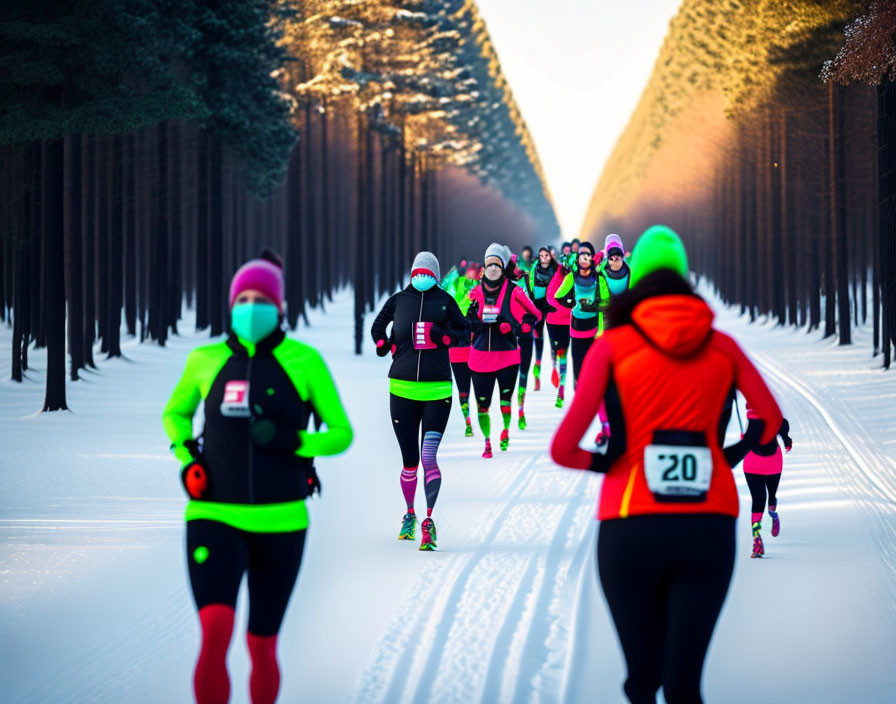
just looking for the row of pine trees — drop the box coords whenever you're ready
[584,0,896,368]
[0,1,559,411]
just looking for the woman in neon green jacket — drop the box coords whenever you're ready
[163,251,352,704]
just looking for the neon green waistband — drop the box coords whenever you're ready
[185,499,309,533]
[389,378,453,401]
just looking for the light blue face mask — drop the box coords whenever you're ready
[411,274,437,292]
[231,303,280,343]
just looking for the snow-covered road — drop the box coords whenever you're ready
[1,289,895,703]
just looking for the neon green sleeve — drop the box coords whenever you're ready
[298,351,353,457]
[162,350,204,465]
[555,272,574,298]
[275,340,353,458]
[162,343,232,465]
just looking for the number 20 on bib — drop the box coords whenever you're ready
[643,444,713,502]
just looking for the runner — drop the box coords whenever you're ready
[594,233,633,446]
[743,408,793,557]
[545,250,573,408]
[508,251,542,430]
[550,225,783,704]
[467,243,530,456]
[528,246,558,392]
[163,251,353,704]
[443,260,480,436]
[553,241,601,389]
[370,251,470,550]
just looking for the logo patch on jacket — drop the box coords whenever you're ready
[221,380,251,417]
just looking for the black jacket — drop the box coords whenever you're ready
[201,332,313,504]
[370,285,470,382]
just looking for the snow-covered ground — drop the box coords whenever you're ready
[1,288,895,703]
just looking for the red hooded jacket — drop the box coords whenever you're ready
[550,294,782,520]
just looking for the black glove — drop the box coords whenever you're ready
[375,337,392,357]
[723,418,766,467]
[250,405,301,455]
[556,293,575,309]
[305,463,322,497]
[429,324,453,347]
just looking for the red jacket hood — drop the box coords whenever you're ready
[630,295,715,357]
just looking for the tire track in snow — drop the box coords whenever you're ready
[753,352,896,607]
[353,386,597,704]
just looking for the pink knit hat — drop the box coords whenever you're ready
[229,258,284,311]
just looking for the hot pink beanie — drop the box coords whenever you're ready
[229,258,284,311]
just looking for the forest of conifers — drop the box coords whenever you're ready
[0,0,558,411]
[583,0,896,368]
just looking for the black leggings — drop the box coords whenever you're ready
[533,318,546,363]
[471,365,519,412]
[451,360,472,398]
[570,335,595,389]
[186,519,306,636]
[546,321,570,352]
[389,394,451,509]
[598,514,735,704]
[518,333,533,384]
[744,473,781,514]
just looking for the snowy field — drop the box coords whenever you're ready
[1,287,895,703]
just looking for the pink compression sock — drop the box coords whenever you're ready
[400,466,418,510]
[751,512,763,524]
[195,604,235,704]
[247,632,280,704]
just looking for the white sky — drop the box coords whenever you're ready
[474,0,683,238]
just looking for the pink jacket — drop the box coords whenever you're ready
[546,267,572,326]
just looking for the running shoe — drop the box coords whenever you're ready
[500,429,510,451]
[555,386,565,409]
[751,522,764,558]
[518,414,527,430]
[465,418,473,437]
[482,438,493,459]
[419,517,437,551]
[769,508,780,537]
[399,512,417,541]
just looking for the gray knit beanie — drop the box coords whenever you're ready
[484,242,507,268]
[411,251,440,281]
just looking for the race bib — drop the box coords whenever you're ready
[643,430,712,502]
[221,380,251,418]
[413,322,437,350]
[482,305,500,324]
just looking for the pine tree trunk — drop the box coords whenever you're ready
[834,84,851,345]
[124,133,137,336]
[42,138,68,411]
[879,79,896,368]
[169,122,182,336]
[81,135,96,367]
[96,134,109,350]
[196,130,209,331]
[106,133,123,358]
[64,134,84,379]
[209,135,224,337]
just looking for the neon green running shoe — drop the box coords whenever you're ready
[399,512,416,541]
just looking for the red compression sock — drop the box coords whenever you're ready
[195,604,235,704]
[247,632,280,704]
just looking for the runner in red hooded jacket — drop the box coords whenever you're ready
[550,226,782,704]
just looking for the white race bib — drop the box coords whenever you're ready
[221,380,251,418]
[644,444,712,502]
[482,305,500,323]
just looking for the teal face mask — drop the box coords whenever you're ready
[411,274,437,292]
[231,303,280,343]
